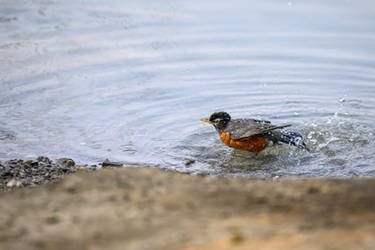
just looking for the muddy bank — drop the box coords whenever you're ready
[1,165,374,250]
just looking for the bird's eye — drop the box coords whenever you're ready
[214,118,221,123]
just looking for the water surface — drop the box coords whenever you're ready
[1,0,375,178]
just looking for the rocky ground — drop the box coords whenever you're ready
[0,157,97,189]
[0,158,374,250]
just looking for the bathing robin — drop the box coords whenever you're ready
[201,112,309,152]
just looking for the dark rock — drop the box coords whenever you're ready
[184,159,195,166]
[102,159,123,168]
[56,158,75,167]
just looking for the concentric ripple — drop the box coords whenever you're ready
[1,0,375,178]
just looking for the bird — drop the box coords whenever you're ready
[201,111,309,152]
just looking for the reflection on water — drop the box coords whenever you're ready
[1,0,375,178]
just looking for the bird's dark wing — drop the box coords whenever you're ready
[225,119,291,140]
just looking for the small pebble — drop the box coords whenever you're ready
[102,159,123,168]
[6,179,23,188]
[76,166,86,172]
[272,175,280,181]
[37,156,52,163]
[185,159,195,166]
[56,158,75,167]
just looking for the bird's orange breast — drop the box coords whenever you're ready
[219,132,267,152]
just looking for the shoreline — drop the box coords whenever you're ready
[2,156,374,190]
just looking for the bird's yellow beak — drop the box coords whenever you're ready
[200,119,215,125]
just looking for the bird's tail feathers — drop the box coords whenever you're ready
[280,131,310,151]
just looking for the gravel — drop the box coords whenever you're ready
[0,156,97,190]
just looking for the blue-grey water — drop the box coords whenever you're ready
[1,0,375,178]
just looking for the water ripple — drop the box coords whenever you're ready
[1,0,375,177]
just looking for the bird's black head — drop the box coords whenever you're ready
[201,111,231,131]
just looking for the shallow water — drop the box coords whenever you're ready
[1,0,375,178]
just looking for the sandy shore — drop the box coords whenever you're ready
[0,162,374,250]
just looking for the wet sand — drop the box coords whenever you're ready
[0,161,374,250]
